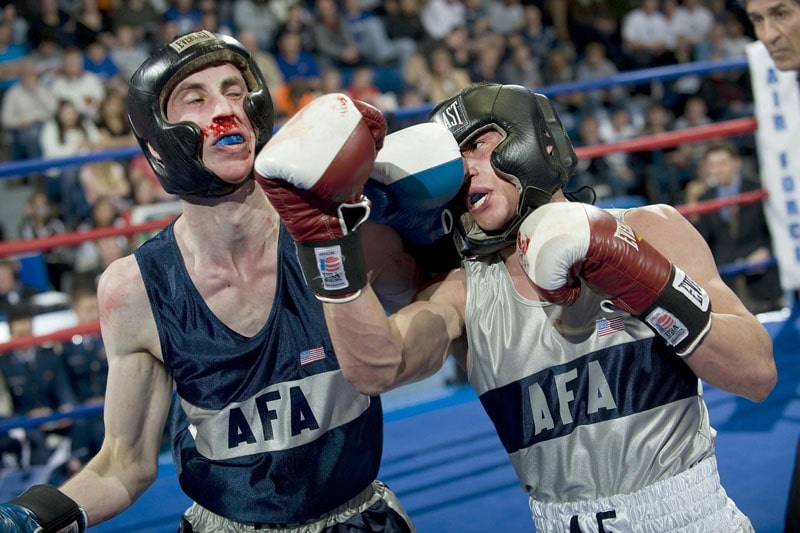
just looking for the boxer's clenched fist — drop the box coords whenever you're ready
[517,202,711,357]
[255,93,387,302]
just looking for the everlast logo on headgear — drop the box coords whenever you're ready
[440,99,466,129]
[169,30,216,54]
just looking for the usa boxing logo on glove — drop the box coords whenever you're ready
[517,202,712,358]
[254,93,387,302]
[365,122,464,247]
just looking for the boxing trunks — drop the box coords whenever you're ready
[178,481,414,533]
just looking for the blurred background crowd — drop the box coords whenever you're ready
[0,0,785,486]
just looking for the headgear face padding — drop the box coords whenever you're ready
[429,83,577,257]
[127,30,274,198]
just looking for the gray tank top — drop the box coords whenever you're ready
[463,247,715,503]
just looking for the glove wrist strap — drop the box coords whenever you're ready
[10,484,87,532]
[295,228,366,303]
[641,266,712,358]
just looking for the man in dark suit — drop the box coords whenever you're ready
[692,140,784,314]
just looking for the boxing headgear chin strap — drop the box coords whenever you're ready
[127,30,274,198]
[429,83,577,258]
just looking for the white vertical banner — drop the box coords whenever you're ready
[746,40,800,291]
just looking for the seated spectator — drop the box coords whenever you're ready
[126,156,179,247]
[274,28,321,89]
[541,45,583,120]
[276,2,316,54]
[515,4,559,70]
[0,259,41,315]
[382,0,436,55]
[196,6,223,35]
[28,31,63,85]
[128,155,175,207]
[620,0,671,70]
[668,94,713,187]
[674,0,714,48]
[95,89,136,148]
[163,0,204,37]
[49,46,106,122]
[311,0,362,69]
[428,46,471,103]
[345,64,383,107]
[82,40,121,88]
[341,0,415,67]
[72,196,130,284]
[232,0,281,51]
[110,0,161,41]
[695,59,753,122]
[0,58,57,163]
[420,0,465,42]
[628,101,681,204]
[441,25,477,71]
[2,4,29,48]
[273,77,317,121]
[0,20,27,97]
[720,15,752,59]
[38,99,100,228]
[683,156,713,225]
[557,0,619,55]
[486,0,525,36]
[60,280,107,474]
[79,158,132,213]
[26,0,75,50]
[692,141,784,314]
[468,41,504,84]
[319,64,345,95]
[18,190,73,292]
[574,41,627,113]
[107,24,151,83]
[571,112,617,201]
[498,41,542,89]
[400,51,432,103]
[0,303,77,467]
[72,0,113,51]
[597,105,640,197]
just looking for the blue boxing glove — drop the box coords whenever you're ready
[366,122,463,247]
[1,485,87,532]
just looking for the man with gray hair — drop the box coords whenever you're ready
[743,1,800,530]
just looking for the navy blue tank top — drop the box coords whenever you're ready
[135,221,383,524]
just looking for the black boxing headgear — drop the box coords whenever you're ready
[127,30,274,197]
[429,83,577,257]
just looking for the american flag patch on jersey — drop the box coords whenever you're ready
[300,346,326,365]
[597,316,625,337]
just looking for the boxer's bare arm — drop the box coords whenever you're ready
[362,221,425,314]
[625,205,776,401]
[59,254,173,526]
[325,259,467,396]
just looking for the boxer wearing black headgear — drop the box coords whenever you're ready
[128,30,273,197]
[429,83,577,257]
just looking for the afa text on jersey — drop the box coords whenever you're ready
[183,370,371,460]
[478,343,699,454]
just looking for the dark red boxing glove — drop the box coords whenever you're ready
[517,202,712,357]
[254,93,387,302]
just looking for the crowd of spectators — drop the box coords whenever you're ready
[0,0,759,214]
[0,0,780,480]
